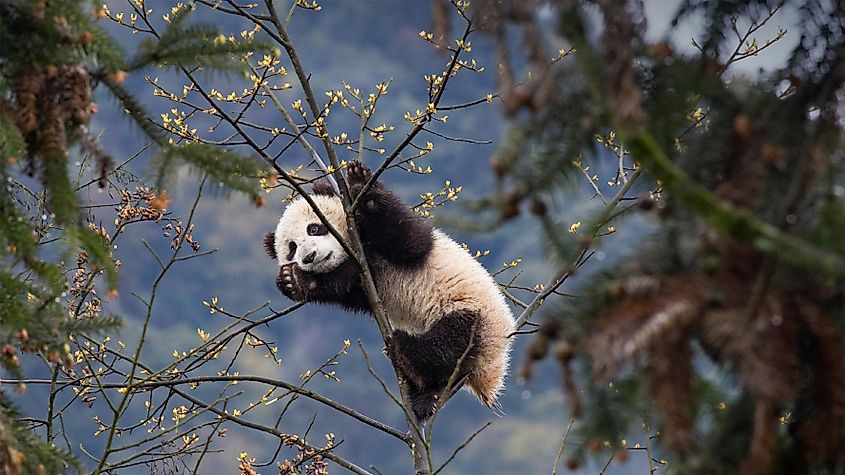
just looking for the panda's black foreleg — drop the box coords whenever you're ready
[346,161,434,268]
[388,310,481,420]
[276,261,370,312]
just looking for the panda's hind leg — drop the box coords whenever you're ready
[409,385,441,421]
[388,310,481,419]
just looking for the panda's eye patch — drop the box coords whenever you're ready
[307,223,328,236]
[287,241,297,261]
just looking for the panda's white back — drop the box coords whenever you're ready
[376,230,513,334]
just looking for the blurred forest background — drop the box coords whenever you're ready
[1,0,843,474]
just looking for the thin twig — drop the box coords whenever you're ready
[514,169,642,330]
[551,418,575,475]
[433,421,492,474]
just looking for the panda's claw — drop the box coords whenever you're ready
[346,161,372,186]
[278,263,305,301]
[277,263,323,303]
[346,161,374,200]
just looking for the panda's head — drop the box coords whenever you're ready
[263,181,349,273]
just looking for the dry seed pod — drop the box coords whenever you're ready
[526,335,549,361]
[13,67,44,135]
[500,202,520,221]
[554,340,573,363]
[530,198,548,217]
[733,114,753,140]
[59,65,92,125]
[538,320,560,338]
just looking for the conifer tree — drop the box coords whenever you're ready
[454,1,845,473]
[0,1,267,472]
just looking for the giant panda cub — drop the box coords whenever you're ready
[263,162,514,420]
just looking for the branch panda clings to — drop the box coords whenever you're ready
[263,162,514,420]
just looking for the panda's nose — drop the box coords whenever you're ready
[302,251,317,264]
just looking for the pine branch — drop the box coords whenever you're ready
[0,392,80,475]
[128,12,268,72]
[624,130,845,275]
[61,3,126,71]
[100,77,168,146]
[158,142,269,200]
[0,104,26,162]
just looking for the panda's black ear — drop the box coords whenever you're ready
[263,232,277,260]
[312,179,336,196]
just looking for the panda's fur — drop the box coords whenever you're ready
[264,162,514,419]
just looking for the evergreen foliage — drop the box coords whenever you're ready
[0,392,79,475]
[129,8,266,72]
[0,1,268,472]
[463,0,845,473]
[155,142,271,201]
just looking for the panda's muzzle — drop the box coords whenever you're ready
[302,251,317,264]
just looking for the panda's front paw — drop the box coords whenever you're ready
[277,264,317,302]
[346,161,376,207]
[346,161,372,188]
[277,263,304,301]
